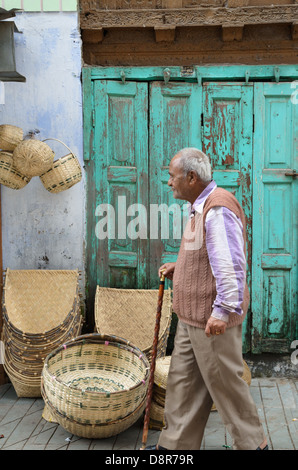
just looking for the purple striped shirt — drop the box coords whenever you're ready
[189,181,246,322]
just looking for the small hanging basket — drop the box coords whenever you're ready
[12,138,55,177]
[0,125,24,151]
[40,138,82,193]
[0,151,31,189]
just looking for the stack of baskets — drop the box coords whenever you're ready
[41,333,150,439]
[94,286,172,363]
[0,124,31,190]
[1,269,82,397]
[0,125,82,193]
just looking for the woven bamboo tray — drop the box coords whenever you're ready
[3,269,80,335]
[42,383,146,439]
[95,287,172,360]
[42,333,150,425]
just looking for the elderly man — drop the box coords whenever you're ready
[146,148,268,451]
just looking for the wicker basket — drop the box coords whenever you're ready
[0,151,31,189]
[40,139,82,193]
[42,333,150,426]
[149,399,165,431]
[0,125,23,151]
[12,139,54,177]
[95,287,172,361]
[1,269,82,397]
[42,384,146,439]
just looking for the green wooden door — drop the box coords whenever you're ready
[252,83,298,353]
[86,73,296,352]
[90,80,149,297]
[149,81,202,289]
[202,83,254,352]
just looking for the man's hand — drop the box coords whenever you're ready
[158,262,176,280]
[205,317,227,337]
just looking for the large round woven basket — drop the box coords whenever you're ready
[0,151,31,189]
[42,333,150,426]
[95,287,172,362]
[12,139,54,177]
[40,139,82,193]
[0,125,23,151]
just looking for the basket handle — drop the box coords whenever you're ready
[42,138,75,156]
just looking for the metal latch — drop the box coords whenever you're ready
[284,169,297,178]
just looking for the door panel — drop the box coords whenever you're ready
[149,81,202,288]
[252,83,297,353]
[202,83,254,351]
[91,80,149,290]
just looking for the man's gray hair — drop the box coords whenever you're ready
[176,148,212,183]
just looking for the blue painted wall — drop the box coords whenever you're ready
[0,12,85,284]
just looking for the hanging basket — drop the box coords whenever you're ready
[0,151,31,189]
[12,139,54,177]
[0,125,23,151]
[40,138,82,193]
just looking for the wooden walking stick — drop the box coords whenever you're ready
[141,269,166,449]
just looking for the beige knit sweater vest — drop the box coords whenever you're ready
[172,187,250,329]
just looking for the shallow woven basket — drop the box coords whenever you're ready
[42,384,146,439]
[95,287,172,360]
[40,139,82,193]
[42,333,150,425]
[0,125,23,151]
[12,139,54,177]
[0,151,31,189]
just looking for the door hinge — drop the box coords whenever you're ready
[253,114,255,133]
[92,109,95,127]
[201,113,204,127]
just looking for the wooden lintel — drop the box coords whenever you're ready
[162,0,183,7]
[80,5,298,30]
[81,28,104,44]
[291,22,298,39]
[222,24,244,42]
[154,25,176,43]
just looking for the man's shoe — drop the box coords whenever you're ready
[256,445,269,450]
[144,444,168,450]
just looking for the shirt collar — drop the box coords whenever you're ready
[189,180,217,216]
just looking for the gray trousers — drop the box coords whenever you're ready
[158,320,266,450]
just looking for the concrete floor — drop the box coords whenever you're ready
[0,377,297,451]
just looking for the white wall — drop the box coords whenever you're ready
[0,12,85,283]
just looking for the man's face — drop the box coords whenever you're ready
[168,156,189,200]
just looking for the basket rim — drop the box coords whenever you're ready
[43,333,150,396]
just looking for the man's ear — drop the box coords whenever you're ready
[188,170,198,185]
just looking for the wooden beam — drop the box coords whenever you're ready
[81,28,104,44]
[80,5,298,29]
[222,24,244,41]
[291,22,298,39]
[154,25,176,42]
